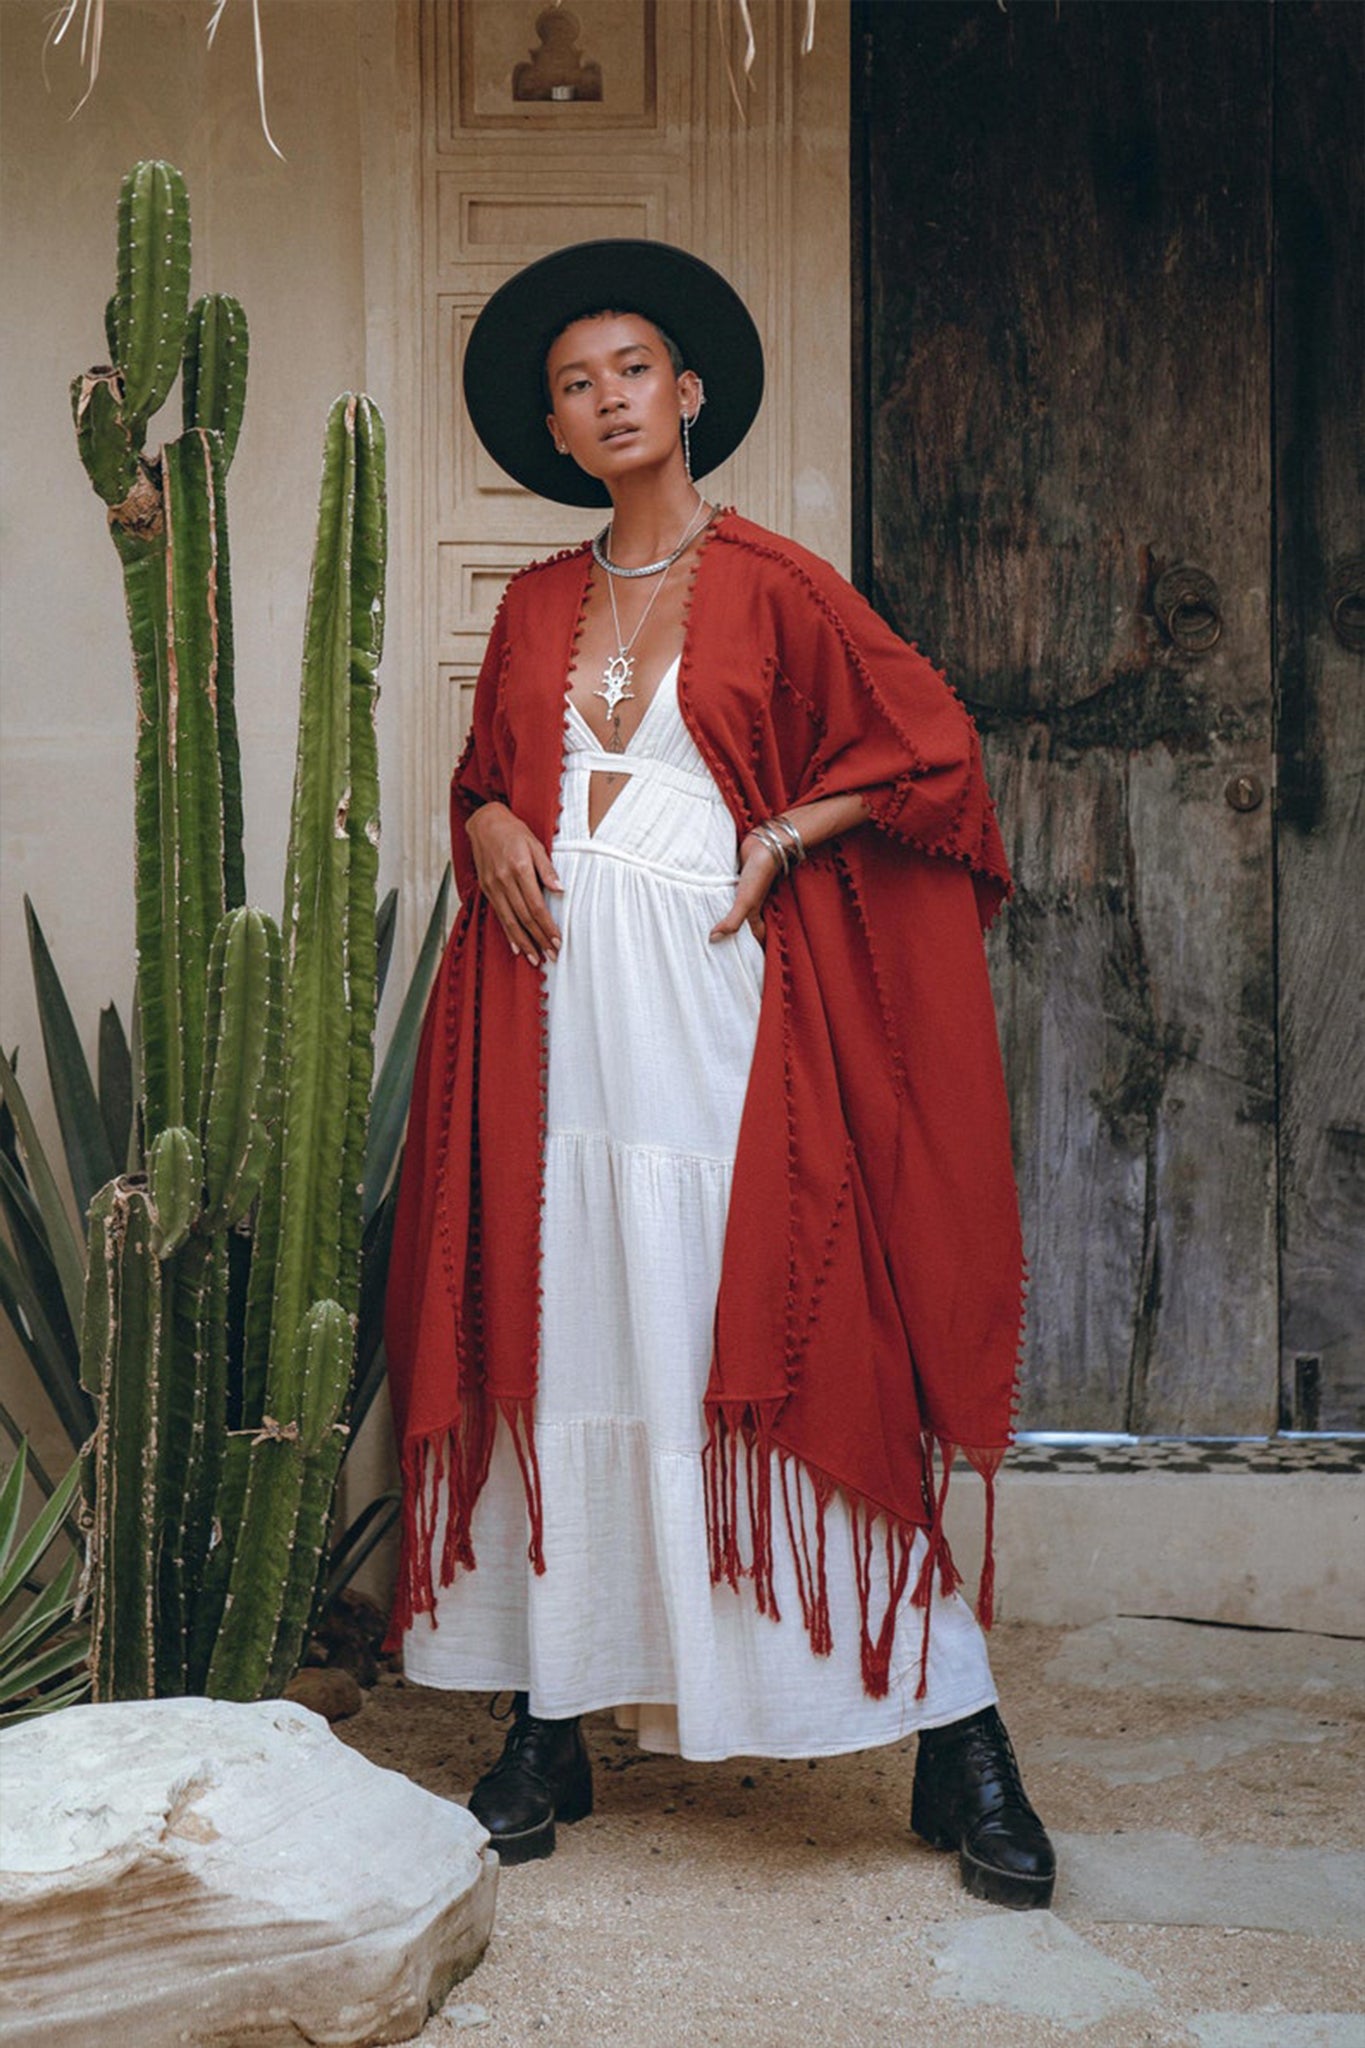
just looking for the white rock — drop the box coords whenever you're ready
[0,1696,498,2047]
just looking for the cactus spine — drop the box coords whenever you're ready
[73,162,386,1703]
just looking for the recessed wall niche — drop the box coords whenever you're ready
[455,1,657,132]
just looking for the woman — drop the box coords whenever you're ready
[385,240,1053,1909]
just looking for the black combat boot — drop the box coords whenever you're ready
[467,1691,594,1865]
[912,1704,1056,1909]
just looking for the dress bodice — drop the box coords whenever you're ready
[555,655,738,881]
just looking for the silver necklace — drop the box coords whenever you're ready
[591,493,709,579]
[595,498,711,737]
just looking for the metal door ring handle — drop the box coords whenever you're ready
[1168,599,1222,652]
[1153,565,1223,656]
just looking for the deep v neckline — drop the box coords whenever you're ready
[566,653,681,757]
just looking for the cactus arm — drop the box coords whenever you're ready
[116,161,190,437]
[239,1148,281,1433]
[162,431,229,1121]
[125,430,230,1139]
[184,1425,247,1695]
[178,1242,229,1659]
[206,1299,349,1701]
[125,545,177,1134]
[201,910,281,1232]
[147,1126,201,1259]
[264,1300,353,1693]
[182,296,248,472]
[265,1423,347,1696]
[250,403,386,1696]
[145,1125,208,1685]
[71,370,139,508]
[179,305,247,909]
[154,1236,199,1694]
[156,1225,229,1696]
[264,397,380,1377]
[82,1180,161,1699]
[104,293,121,363]
[204,1426,295,1700]
[210,437,246,913]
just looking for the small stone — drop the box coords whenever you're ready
[284,1665,365,1722]
[308,1590,391,1686]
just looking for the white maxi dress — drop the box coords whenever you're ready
[403,654,997,1758]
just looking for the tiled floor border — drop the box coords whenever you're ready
[1006,1434,1365,1475]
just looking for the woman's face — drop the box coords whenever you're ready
[544,312,701,492]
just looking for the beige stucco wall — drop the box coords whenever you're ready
[0,0,417,1505]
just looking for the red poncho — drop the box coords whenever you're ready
[385,512,1024,1694]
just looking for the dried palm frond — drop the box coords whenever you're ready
[45,0,283,159]
[718,0,819,122]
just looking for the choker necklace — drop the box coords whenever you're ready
[595,497,711,735]
[591,495,710,579]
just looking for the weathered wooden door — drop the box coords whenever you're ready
[857,1,1363,1433]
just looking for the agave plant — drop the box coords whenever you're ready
[0,1442,88,1725]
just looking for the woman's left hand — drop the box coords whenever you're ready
[709,834,782,949]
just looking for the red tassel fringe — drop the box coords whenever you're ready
[700,1407,999,1703]
[388,1401,1003,1689]
[382,1393,540,1652]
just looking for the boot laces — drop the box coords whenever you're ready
[950,1712,1034,1819]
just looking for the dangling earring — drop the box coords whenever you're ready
[681,383,705,481]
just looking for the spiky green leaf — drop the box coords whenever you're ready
[375,887,398,1009]
[364,867,450,1220]
[0,1451,82,1610]
[97,1002,134,1173]
[0,1049,85,1333]
[24,898,118,1224]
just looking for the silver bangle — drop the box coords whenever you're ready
[770,814,806,865]
[750,822,790,874]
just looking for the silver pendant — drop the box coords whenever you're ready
[597,653,635,717]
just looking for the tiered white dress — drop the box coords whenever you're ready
[403,655,997,1758]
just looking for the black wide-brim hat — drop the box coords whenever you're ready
[462,239,765,508]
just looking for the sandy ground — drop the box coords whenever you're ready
[336,1617,1365,2048]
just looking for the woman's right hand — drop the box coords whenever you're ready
[466,802,562,964]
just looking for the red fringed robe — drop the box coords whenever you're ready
[385,511,1024,1696]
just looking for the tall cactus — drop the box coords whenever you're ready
[72,162,386,1703]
